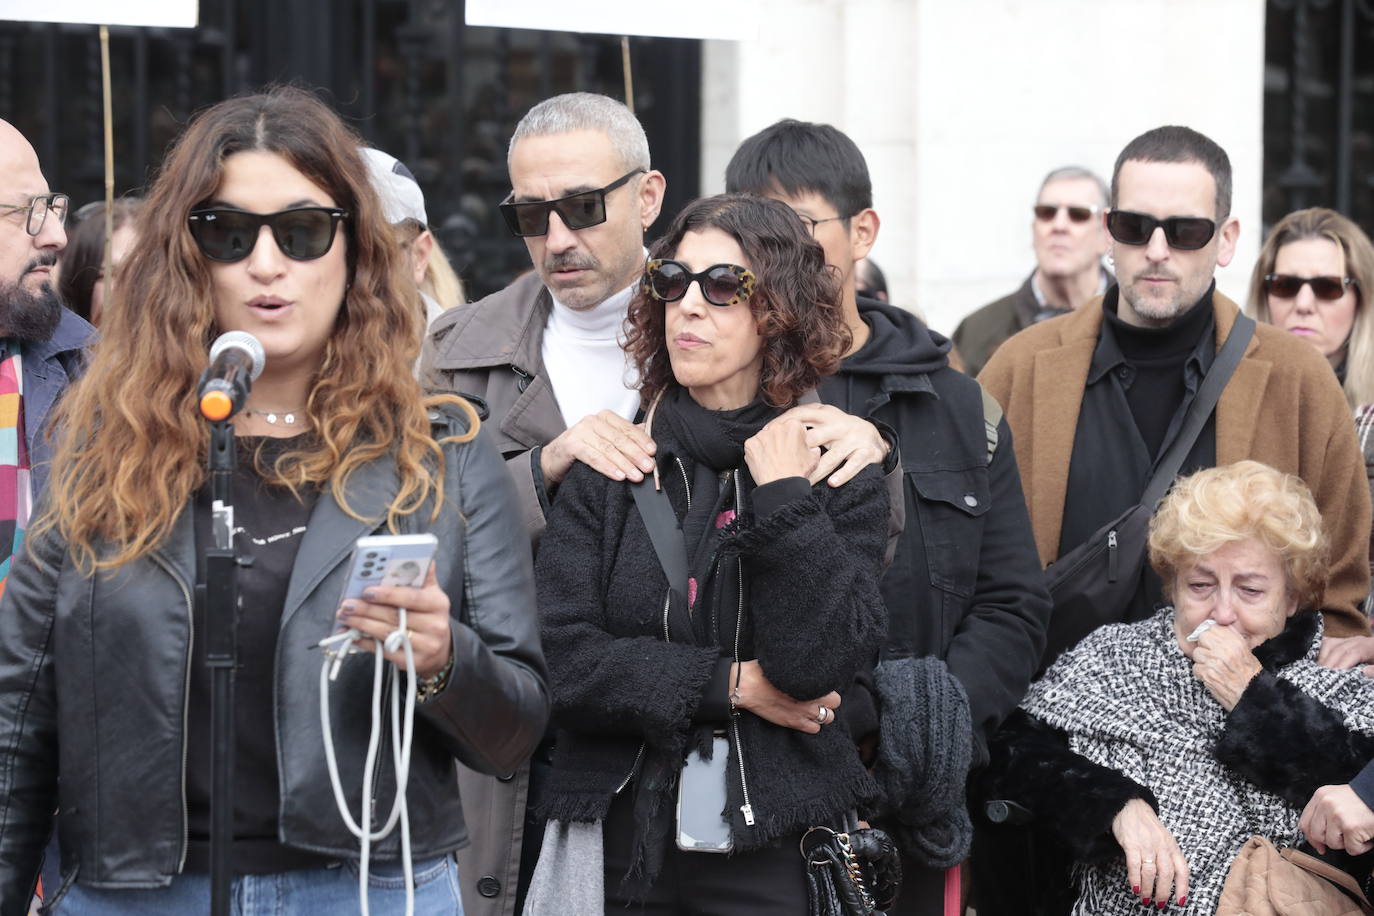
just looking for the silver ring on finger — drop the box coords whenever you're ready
[1142,858,1155,866]
[816,706,829,725]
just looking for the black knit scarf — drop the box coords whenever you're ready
[658,384,781,471]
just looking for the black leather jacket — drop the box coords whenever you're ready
[0,410,549,911]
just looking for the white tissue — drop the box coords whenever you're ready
[1186,619,1217,643]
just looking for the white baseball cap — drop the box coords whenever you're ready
[359,147,428,226]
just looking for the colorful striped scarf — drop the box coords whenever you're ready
[0,347,29,599]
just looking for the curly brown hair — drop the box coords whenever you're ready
[624,193,849,408]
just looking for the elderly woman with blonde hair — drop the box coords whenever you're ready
[985,460,1374,915]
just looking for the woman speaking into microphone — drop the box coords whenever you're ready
[0,87,548,914]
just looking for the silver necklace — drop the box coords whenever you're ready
[246,407,308,426]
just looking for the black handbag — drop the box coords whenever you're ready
[801,824,903,916]
[1039,313,1255,673]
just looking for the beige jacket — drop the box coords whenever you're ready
[979,291,1372,637]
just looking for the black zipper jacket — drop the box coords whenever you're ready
[534,416,889,855]
[822,298,1051,767]
[0,410,549,912]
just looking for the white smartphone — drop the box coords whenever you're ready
[675,733,733,853]
[322,534,438,677]
[339,533,439,604]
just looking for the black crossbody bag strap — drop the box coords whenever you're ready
[1140,312,1255,509]
[629,477,690,607]
[1039,313,1256,675]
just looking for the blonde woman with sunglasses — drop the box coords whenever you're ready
[1248,208,1374,638]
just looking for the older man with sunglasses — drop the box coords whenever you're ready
[420,92,660,916]
[953,165,1113,377]
[422,91,897,916]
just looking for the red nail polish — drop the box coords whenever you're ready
[1143,899,1152,907]
[1133,885,1141,895]
[1157,903,1167,911]
[1179,897,1187,906]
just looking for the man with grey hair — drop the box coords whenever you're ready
[953,165,1112,377]
[425,91,897,916]
[420,90,665,916]
[424,92,665,543]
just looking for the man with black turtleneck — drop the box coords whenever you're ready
[982,125,1372,639]
[977,122,1374,916]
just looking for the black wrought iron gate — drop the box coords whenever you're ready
[0,0,702,298]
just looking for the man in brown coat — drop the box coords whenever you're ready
[980,125,1371,639]
[975,120,1373,916]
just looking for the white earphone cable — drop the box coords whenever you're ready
[319,608,418,916]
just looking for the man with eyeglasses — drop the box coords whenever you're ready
[0,119,90,540]
[0,118,92,911]
[953,165,1113,377]
[726,118,1052,916]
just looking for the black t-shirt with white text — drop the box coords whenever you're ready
[185,434,328,874]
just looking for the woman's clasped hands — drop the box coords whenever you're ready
[730,659,840,735]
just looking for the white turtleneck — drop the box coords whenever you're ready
[541,282,642,428]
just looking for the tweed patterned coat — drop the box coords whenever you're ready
[1021,609,1374,915]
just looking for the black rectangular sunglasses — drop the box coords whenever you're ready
[1106,210,1218,251]
[499,169,644,238]
[187,207,349,262]
[1263,274,1355,300]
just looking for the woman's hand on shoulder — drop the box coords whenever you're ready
[744,418,820,486]
[1318,635,1374,676]
[730,659,839,734]
[1190,624,1263,712]
[1111,798,1189,908]
[336,564,453,679]
[772,404,889,487]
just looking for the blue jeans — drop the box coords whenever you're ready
[51,856,463,915]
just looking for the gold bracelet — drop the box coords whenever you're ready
[416,656,454,703]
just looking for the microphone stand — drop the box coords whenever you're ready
[195,333,262,915]
[203,416,240,916]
